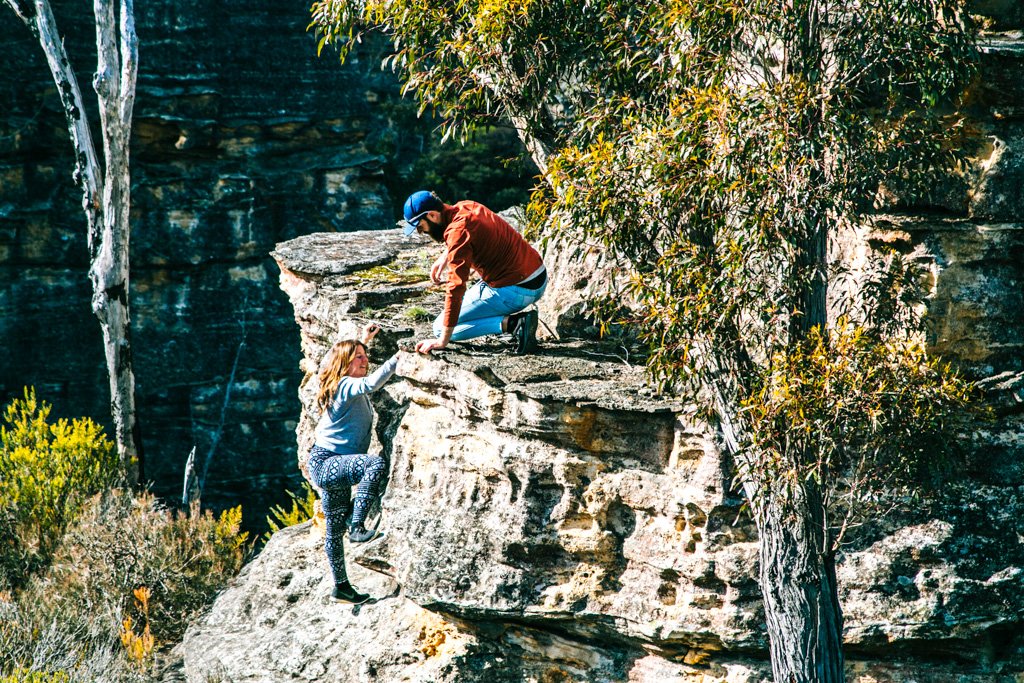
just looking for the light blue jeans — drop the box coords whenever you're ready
[433,279,548,342]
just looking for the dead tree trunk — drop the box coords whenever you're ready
[5,0,142,484]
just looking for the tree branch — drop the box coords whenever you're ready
[3,0,34,24]
[23,0,103,219]
[119,0,138,126]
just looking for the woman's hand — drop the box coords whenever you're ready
[360,323,381,345]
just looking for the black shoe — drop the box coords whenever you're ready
[348,526,385,543]
[332,581,369,604]
[512,309,539,355]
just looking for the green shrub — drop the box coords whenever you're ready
[403,305,433,322]
[352,263,430,285]
[264,482,317,542]
[0,388,119,590]
[0,669,71,683]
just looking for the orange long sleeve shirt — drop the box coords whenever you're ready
[441,201,544,329]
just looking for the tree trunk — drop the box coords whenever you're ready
[757,483,845,682]
[91,0,142,483]
[702,324,845,679]
[6,0,142,484]
[704,160,842,679]
[759,142,843,678]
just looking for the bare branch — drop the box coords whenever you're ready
[26,0,103,214]
[119,0,138,127]
[3,0,34,24]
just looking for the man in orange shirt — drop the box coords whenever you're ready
[401,190,547,355]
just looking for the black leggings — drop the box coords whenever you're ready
[308,445,387,584]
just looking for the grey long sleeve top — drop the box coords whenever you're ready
[313,353,400,455]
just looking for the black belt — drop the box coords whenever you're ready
[517,270,547,290]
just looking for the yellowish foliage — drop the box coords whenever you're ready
[738,319,981,544]
[0,670,71,683]
[119,585,155,666]
[263,483,318,542]
[0,388,119,586]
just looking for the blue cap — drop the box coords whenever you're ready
[402,190,443,236]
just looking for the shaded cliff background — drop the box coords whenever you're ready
[0,0,533,529]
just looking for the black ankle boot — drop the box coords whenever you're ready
[332,581,369,604]
[510,309,539,355]
[348,525,384,543]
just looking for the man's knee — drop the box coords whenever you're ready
[432,315,445,338]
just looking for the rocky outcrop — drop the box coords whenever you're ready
[75,1,1022,678]
[163,209,1024,681]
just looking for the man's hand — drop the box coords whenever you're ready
[430,252,448,285]
[416,338,448,355]
[360,322,381,345]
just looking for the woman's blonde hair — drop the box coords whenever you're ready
[316,340,366,412]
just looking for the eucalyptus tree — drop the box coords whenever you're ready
[311,0,977,678]
[5,0,142,484]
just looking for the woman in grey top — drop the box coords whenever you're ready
[309,323,399,604]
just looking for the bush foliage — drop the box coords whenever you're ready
[264,482,318,542]
[0,391,250,682]
[0,671,71,683]
[1,491,248,681]
[0,388,120,590]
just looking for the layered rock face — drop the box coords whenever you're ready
[171,11,1024,678]
[168,194,1024,681]
[0,1,415,519]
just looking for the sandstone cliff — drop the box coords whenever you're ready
[168,18,1024,672]
[163,193,1024,680]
